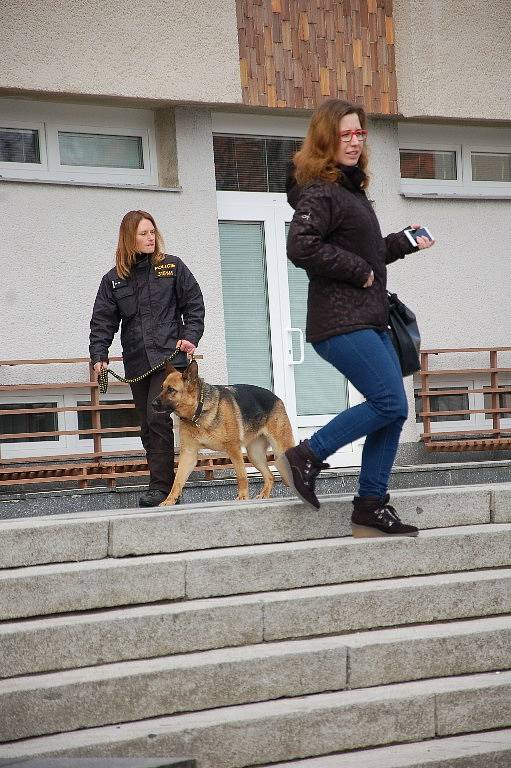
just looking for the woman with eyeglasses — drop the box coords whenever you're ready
[281,98,434,537]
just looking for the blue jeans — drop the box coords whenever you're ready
[308,329,408,499]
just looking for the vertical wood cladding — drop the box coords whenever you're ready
[237,0,398,113]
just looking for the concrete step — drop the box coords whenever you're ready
[0,671,509,764]
[261,728,511,767]
[1,524,509,620]
[1,616,510,742]
[1,569,510,678]
[0,760,196,768]
[0,485,497,569]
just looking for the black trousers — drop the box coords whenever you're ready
[130,369,175,493]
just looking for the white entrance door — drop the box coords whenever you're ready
[217,191,363,468]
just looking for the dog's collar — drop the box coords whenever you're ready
[191,382,205,426]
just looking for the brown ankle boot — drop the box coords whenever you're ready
[280,441,329,509]
[351,494,419,538]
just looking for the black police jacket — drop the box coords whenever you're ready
[89,254,205,377]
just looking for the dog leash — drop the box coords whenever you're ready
[97,348,181,394]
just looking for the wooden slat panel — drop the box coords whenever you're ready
[420,368,511,376]
[1,425,140,440]
[0,404,135,417]
[0,452,277,488]
[423,427,511,438]
[418,347,511,453]
[421,407,511,417]
[419,387,511,397]
[236,0,398,112]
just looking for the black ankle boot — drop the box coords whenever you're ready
[281,441,329,509]
[139,489,168,507]
[351,494,419,538]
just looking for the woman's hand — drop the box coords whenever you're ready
[363,270,374,288]
[93,361,108,377]
[411,223,435,250]
[176,339,196,355]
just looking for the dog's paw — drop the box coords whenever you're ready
[235,493,250,501]
[159,497,178,506]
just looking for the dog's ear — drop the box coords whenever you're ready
[184,359,199,383]
[165,360,178,376]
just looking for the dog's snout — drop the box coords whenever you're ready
[152,394,174,414]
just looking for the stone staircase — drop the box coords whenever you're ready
[0,484,510,767]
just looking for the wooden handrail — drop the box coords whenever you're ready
[0,404,135,416]
[418,347,511,452]
[421,347,511,354]
[0,353,255,490]
[0,356,122,366]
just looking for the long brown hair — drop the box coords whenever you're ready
[294,99,369,188]
[115,210,165,278]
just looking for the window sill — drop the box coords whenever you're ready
[0,176,181,192]
[401,188,511,200]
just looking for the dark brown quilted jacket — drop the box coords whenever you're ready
[286,167,417,343]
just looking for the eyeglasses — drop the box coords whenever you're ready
[339,130,368,143]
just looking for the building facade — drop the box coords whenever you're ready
[1,0,511,465]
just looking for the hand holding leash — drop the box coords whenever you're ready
[176,339,196,355]
[96,347,183,394]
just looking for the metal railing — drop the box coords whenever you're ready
[0,355,246,489]
[418,347,511,451]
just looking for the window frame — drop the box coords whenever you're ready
[466,144,511,187]
[0,98,158,185]
[213,133,303,193]
[53,123,153,182]
[399,144,462,187]
[399,123,511,199]
[64,389,143,454]
[0,392,67,458]
[0,119,48,174]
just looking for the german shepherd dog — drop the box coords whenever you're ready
[152,360,295,506]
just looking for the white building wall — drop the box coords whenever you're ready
[2,107,511,445]
[0,0,241,105]
[0,107,227,386]
[367,119,511,440]
[393,0,511,121]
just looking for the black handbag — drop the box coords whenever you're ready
[387,291,421,377]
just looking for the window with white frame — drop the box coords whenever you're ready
[414,386,470,424]
[399,123,511,199]
[0,98,157,185]
[213,134,302,192]
[0,401,59,444]
[0,390,143,459]
[0,393,66,459]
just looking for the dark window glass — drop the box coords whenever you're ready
[0,128,40,163]
[267,138,301,192]
[472,152,511,182]
[213,134,302,192]
[414,388,470,423]
[212,135,238,189]
[0,402,58,443]
[400,149,456,180]
[483,388,511,419]
[77,400,139,440]
[234,137,267,191]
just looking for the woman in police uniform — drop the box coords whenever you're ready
[89,210,205,506]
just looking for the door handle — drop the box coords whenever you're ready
[288,327,305,365]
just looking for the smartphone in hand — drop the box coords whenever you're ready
[404,226,434,246]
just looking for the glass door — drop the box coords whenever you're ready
[217,192,362,468]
